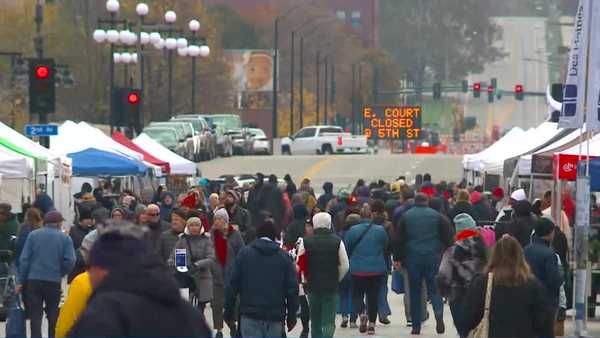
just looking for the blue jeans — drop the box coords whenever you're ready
[240,316,283,338]
[338,276,354,319]
[378,273,392,317]
[406,254,444,330]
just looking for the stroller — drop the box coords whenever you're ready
[0,250,17,321]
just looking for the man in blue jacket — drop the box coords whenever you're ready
[225,221,299,337]
[18,210,76,338]
[524,217,563,337]
[393,193,453,335]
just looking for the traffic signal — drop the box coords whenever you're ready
[473,82,481,98]
[487,85,494,103]
[29,58,56,114]
[515,84,524,101]
[433,82,442,100]
[112,87,141,127]
[461,80,469,93]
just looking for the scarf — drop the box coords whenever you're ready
[214,226,234,267]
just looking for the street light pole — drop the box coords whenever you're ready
[289,30,295,134]
[165,10,177,119]
[191,31,197,114]
[299,36,304,128]
[324,56,328,125]
[272,18,279,139]
[315,50,320,124]
[351,63,356,133]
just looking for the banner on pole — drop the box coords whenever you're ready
[587,1,600,131]
[560,0,590,128]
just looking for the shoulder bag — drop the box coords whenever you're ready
[469,272,494,338]
[348,223,373,258]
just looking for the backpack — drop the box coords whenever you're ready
[478,226,496,247]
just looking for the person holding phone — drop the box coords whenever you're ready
[170,217,215,312]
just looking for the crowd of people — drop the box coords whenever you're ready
[0,171,579,337]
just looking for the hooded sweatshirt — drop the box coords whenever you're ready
[67,256,212,337]
[225,238,299,322]
[159,193,175,221]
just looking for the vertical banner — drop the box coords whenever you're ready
[560,0,590,128]
[574,174,590,336]
[587,0,600,131]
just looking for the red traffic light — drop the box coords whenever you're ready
[35,65,50,79]
[473,83,481,92]
[487,85,494,93]
[515,84,524,93]
[127,92,140,104]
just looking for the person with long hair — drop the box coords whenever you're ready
[462,236,550,337]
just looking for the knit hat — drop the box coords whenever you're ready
[492,187,504,199]
[312,212,332,229]
[453,213,476,233]
[470,191,482,204]
[535,217,555,237]
[510,188,527,201]
[185,217,205,235]
[181,193,197,209]
[88,230,147,269]
[256,221,278,241]
[214,208,230,224]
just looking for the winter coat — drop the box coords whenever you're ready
[317,192,336,210]
[159,229,181,264]
[159,192,175,221]
[392,200,414,225]
[448,201,476,226]
[257,184,285,227]
[524,236,564,307]
[344,221,388,275]
[144,220,171,257]
[228,206,253,244]
[67,256,212,338]
[56,272,92,338]
[472,200,495,222]
[497,215,537,248]
[19,225,76,284]
[436,230,487,301]
[210,228,244,287]
[15,222,35,267]
[225,238,299,322]
[171,233,215,303]
[69,224,93,251]
[0,215,18,255]
[393,205,453,262]
[462,274,549,338]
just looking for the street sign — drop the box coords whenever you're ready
[362,105,422,140]
[25,124,58,137]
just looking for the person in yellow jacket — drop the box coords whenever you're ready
[55,271,92,338]
[55,228,98,338]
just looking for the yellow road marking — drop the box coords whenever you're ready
[301,156,338,181]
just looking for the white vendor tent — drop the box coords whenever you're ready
[463,127,526,171]
[133,133,196,176]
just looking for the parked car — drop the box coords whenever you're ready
[228,130,253,155]
[141,127,186,157]
[171,115,216,161]
[210,114,243,134]
[198,115,233,157]
[280,125,368,155]
[248,128,271,155]
[149,121,196,161]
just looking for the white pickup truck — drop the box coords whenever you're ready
[281,126,368,155]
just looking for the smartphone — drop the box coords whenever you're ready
[175,249,188,272]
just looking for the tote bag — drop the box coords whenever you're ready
[5,294,25,338]
[469,272,493,338]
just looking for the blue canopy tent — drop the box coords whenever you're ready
[68,148,147,177]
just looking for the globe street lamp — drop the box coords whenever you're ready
[165,10,177,118]
[187,19,207,115]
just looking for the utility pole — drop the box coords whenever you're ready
[289,30,295,134]
[299,37,304,129]
[272,18,279,140]
[34,0,49,148]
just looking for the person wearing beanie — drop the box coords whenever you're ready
[210,208,244,338]
[67,228,212,337]
[436,213,487,338]
[68,206,95,283]
[223,190,253,244]
[524,218,563,337]
[18,210,76,338]
[295,212,349,338]
[170,217,215,312]
[225,221,299,338]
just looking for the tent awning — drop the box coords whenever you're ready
[112,132,170,174]
[0,148,32,179]
[68,148,148,177]
[133,134,196,176]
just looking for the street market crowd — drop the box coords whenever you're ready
[0,172,583,337]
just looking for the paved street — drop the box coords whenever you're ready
[200,151,464,191]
